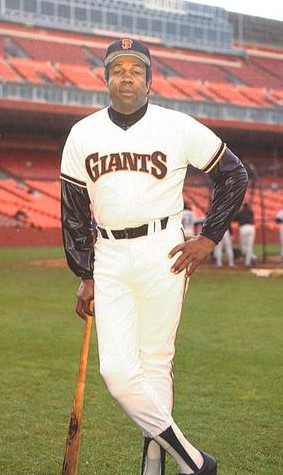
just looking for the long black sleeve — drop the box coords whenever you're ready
[200,148,248,244]
[61,180,94,279]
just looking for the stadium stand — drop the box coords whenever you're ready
[9,57,63,84]
[0,148,59,180]
[0,0,283,250]
[0,56,23,81]
[55,63,105,90]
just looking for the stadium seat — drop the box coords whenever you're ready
[56,63,105,90]
[0,148,60,180]
[151,75,186,98]
[0,57,22,82]
[9,57,63,84]
[12,36,90,64]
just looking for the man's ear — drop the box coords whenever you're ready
[147,79,152,94]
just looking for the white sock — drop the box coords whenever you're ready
[143,439,162,475]
[155,422,203,474]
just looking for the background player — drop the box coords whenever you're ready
[213,226,234,268]
[182,203,196,239]
[234,202,256,267]
[61,38,248,475]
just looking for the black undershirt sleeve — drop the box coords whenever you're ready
[61,180,94,279]
[200,148,248,244]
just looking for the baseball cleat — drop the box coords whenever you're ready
[178,450,217,475]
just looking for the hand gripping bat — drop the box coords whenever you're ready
[62,307,93,475]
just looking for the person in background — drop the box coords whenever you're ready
[234,202,256,267]
[213,225,234,268]
[182,202,195,238]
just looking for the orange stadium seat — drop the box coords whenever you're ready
[0,148,60,180]
[206,82,257,106]
[151,75,186,99]
[168,78,227,102]
[237,86,274,107]
[0,57,22,82]
[221,58,281,89]
[11,36,90,64]
[56,63,105,90]
[0,182,60,228]
[26,180,60,200]
[156,56,228,82]
[167,78,205,101]
[269,89,283,105]
[250,56,283,87]
[8,57,63,84]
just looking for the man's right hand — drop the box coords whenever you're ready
[76,279,94,320]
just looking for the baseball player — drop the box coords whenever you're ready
[234,202,256,267]
[61,39,248,475]
[213,227,234,268]
[182,203,195,238]
[275,207,283,264]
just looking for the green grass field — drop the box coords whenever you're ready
[0,246,282,475]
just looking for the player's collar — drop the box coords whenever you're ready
[108,102,148,130]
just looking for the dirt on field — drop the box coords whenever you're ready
[29,255,283,274]
[30,259,67,268]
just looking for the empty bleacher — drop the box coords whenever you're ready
[0,23,282,113]
[11,35,91,64]
[8,57,63,84]
[221,57,282,89]
[55,63,105,90]
[205,81,261,106]
[0,56,23,81]
[151,75,186,99]
[156,55,228,83]
[0,179,60,229]
[0,148,60,180]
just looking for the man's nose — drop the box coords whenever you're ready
[121,71,133,82]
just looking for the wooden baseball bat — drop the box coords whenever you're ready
[62,309,93,475]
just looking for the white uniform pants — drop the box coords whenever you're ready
[239,224,256,266]
[213,230,234,267]
[93,226,187,437]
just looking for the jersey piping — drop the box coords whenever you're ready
[202,141,226,173]
[60,172,87,189]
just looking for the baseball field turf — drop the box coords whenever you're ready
[0,246,282,475]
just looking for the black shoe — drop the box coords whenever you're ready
[141,437,166,475]
[178,450,217,475]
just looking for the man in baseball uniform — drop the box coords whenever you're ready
[61,39,248,475]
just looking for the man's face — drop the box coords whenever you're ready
[106,55,151,114]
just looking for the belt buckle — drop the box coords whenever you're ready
[124,227,135,239]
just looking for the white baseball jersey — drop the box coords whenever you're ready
[61,104,225,227]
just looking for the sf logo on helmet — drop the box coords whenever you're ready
[122,38,133,50]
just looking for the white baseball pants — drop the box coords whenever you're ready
[239,224,256,266]
[93,225,187,437]
[213,230,234,267]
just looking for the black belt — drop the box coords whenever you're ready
[98,217,169,240]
